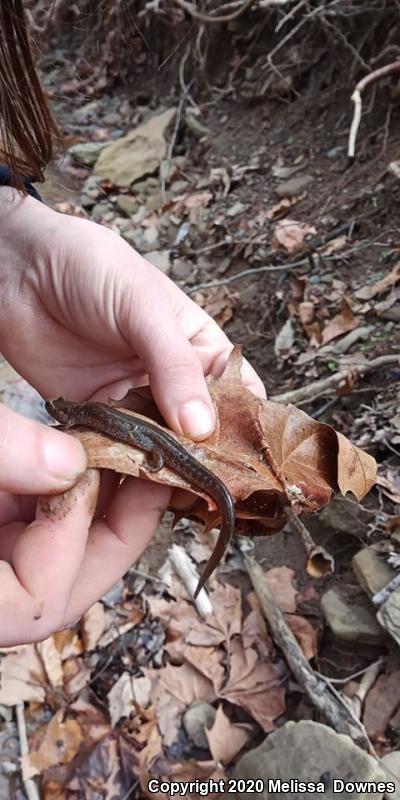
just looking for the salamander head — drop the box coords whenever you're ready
[45,397,71,426]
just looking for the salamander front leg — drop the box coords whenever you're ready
[145,448,164,472]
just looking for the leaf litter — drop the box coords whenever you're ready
[3,39,400,798]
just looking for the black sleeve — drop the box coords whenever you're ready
[0,165,42,201]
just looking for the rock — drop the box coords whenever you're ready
[142,226,160,251]
[377,589,400,647]
[183,702,216,749]
[103,111,121,125]
[80,175,104,209]
[95,108,176,187]
[353,549,395,598]
[91,203,109,222]
[145,251,171,274]
[226,201,245,217]
[309,497,366,538]
[146,192,166,212]
[321,587,384,644]
[275,174,314,198]
[381,752,400,799]
[69,140,111,168]
[133,177,160,194]
[114,195,139,216]
[171,259,193,280]
[231,721,387,799]
[185,111,210,139]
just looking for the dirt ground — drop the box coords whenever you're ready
[38,72,400,687]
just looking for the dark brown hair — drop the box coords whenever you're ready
[0,0,59,186]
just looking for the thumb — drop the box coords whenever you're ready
[0,403,87,494]
[135,314,215,440]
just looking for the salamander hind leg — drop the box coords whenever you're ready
[145,448,164,472]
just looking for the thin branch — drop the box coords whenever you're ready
[239,546,373,752]
[173,0,256,23]
[271,354,400,405]
[15,703,40,800]
[286,506,335,577]
[348,61,400,159]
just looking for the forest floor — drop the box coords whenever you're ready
[0,36,400,800]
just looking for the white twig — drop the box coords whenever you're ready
[348,61,400,159]
[271,354,400,405]
[15,703,40,800]
[169,544,213,617]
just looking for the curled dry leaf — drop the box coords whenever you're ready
[272,218,316,253]
[321,298,359,344]
[50,347,376,582]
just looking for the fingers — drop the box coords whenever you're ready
[0,470,99,645]
[0,404,87,494]
[64,477,171,622]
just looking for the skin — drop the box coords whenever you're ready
[0,186,266,645]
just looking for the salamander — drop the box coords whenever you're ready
[45,398,236,597]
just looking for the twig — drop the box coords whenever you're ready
[173,0,256,24]
[186,257,309,293]
[15,703,40,800]
[286,506,334,577]
[348,61,400,159]
[271,354,400,405]
[239,546,372,751]
[169,543,213,617]
[345,660,382,719]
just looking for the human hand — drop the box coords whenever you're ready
[0,188,265,439]
[0,187,266,644]
[0,403,171,645]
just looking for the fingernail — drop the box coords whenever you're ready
[43,432,87,481]
[178,400,215,438]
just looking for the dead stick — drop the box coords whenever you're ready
[286,506,334,577]
[271,354,400,405]
[15,703,40,800]
[173,0,260,24]
[241,550,372,751]
[348,62,400,159]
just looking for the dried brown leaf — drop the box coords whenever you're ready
[272,219,316,253]
[23,710,83,779]
[286,614,318,660]
[321,299,359,344]
[264,566,298,612]
[363,671,400,740]
[206,705,252,763]
[81,602,106,651]
[0,645,46,705]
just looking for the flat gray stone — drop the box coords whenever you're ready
[381,752,400,799]
[275,174,314,198]
[353,549,395,598]
[114,195,139,216]
[183,701,216,749]
[145,250,171,274]
[321,588,384,643]
[69,140,111,168]
[231,720,387,799]
[377,589,400,647]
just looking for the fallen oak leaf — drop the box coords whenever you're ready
[22,709,83,779]
[45,347,376,584]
